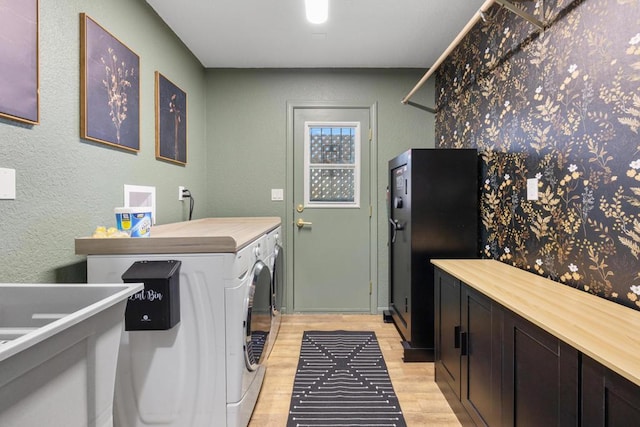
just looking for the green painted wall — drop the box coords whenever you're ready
[0,1,436,312]
[204,68,435,310]
[0,0,206,283]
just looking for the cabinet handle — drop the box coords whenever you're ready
[454,326,461,349]
[460,332,468,356]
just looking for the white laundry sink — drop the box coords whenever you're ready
[0,282,143,427]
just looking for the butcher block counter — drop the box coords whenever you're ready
[432,258,640,387]
[75,217,281,255]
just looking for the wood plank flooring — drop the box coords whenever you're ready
[249,314,462,426]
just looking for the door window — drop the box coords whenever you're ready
[303,122,360,208]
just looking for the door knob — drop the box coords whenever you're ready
[296,218,312,228]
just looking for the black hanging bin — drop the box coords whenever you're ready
[121,260,181,331]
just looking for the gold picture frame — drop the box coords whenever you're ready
[155,71,187,165]
[0,0,39,125]
[80,13,140,151]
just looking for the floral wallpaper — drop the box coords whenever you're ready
[435,0,640,311]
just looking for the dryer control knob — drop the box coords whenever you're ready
[254,245,261,258]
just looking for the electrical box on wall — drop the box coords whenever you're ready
[0,168,16,200]
[124,184,156,224]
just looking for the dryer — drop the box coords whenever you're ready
[225,236,272,414]
[264,226,283,359]
[86,235,271,427]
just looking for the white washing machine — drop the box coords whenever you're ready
[264,226,283,360]
[86,235,271,427]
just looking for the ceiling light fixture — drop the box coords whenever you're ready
[305,0,328,24]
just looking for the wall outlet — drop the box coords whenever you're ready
[178,186,185,201]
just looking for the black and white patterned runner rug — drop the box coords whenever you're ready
[287,330,407,427]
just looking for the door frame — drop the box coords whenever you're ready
[285,101,378,314]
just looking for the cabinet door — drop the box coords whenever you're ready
[434,269,462,398]
[389,159,412,340]
[502,313,579,427]
[582,355,640,427]
[461,286,502,427]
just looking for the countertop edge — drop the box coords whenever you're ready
[75,217,281,255]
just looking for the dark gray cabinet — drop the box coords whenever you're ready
[434,266,637,427]
[435,269,502,426]
[435,269,463,398]
[582,355,640,427]
[461,285,502,427]
[502,312,579,427]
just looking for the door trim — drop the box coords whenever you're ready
[285,101,378,314]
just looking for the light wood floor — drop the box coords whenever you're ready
[249,314,462,426]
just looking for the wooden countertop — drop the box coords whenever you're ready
[432,259,640,387]
[75,217,281,255]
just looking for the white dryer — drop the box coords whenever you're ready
[264,226,283,359]
[86,235,271,427]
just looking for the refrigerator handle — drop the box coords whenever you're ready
[389,218,404,243]
[389,218,397,243]
[387,185,405,243]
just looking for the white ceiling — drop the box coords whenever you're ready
[145,0,487,68]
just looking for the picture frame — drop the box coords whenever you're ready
[155,72,187,165]
[80,13,140,152]
[0,0,39,125]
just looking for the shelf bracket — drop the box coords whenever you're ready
[495,0,545,31]
[401,0,546,105]
[406,101,437,114]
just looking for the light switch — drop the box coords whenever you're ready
[527,178,538,201]
[271,188,284,201]
[0,168,16,200]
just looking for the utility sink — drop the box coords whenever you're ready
[0,282,143,427]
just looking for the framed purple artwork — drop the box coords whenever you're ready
[0,0,39,125]
[155,72,187,165]
[80,13,139,151]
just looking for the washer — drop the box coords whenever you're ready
[264,226,283,359]
[86,235,271,427]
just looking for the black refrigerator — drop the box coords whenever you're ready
[387,148,478,362]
